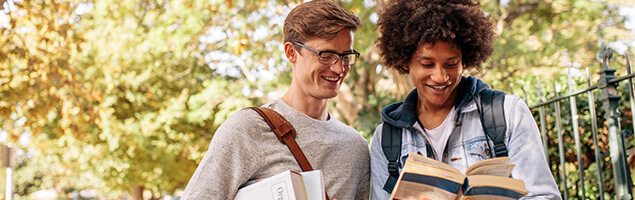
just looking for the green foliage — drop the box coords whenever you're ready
[477,0,632,93]
[1,0,270,197]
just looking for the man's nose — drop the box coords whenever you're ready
[431,65,448,82]
[330,57,346,74]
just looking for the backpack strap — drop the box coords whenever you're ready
[248,107,332,200]
[381,123,402,193]
[478,89,508,157]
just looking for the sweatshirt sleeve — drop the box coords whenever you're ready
[370,123,393,200]
[181,109,264,200]
[506,95,562,200]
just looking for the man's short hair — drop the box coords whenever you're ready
[283,0,361,45]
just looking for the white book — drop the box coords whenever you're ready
[299,170,326,200]
[234,170,326,200]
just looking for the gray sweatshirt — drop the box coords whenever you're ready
[182,98,370,200]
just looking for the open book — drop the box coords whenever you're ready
[234,170,326,200]
[389,153,527,200]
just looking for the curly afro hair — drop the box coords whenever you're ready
[376,0,495,74]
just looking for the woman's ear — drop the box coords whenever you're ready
[403,64,409,71]
[284,42,296,63]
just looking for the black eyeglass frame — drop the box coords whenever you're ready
[292,42,360,65]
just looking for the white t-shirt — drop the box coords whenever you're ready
[415,107,457,161]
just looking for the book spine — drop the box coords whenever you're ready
[402,173,463,194]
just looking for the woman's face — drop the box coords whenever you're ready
[406,41,463,110]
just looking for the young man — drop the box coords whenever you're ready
[181,0,369,199]
[370,0,561,199]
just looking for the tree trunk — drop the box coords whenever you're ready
[132,185,144,200]
[333,82,360,125]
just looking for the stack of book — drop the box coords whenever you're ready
[234,170,326,200]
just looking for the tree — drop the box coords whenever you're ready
[1,0,263,198]
[477,0,633,97]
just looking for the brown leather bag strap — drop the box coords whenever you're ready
[248,107,313,171]
[248,107,331,200]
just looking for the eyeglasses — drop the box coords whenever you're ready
[292,42,360,65]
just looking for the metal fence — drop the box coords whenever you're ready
[528,42,633,200]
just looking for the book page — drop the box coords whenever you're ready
[406,153,462,175]
[300,170,326,200]
[466,164,514,177]
[465,157,510,175]
[389,155,466,200]
[461,194,521,200]
[462,175,527,200]
[391,180,459,200]
[403,159,465,183]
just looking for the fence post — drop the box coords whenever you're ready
[626,55,635,140]
[553,81,569,199]
[537,77,549,161]
[2,144,12,200]
[587,68,606,200]
[596,44,633,200]
[567,72,586,199]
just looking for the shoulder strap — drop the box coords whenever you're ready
[247,107,331,200]
[478,89,508,157]
[381,123,402,193]
[248,107,313,171]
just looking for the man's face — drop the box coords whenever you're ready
[289,29,355,100]
[406,41,463,109]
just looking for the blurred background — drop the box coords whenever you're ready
[0,0,633,199]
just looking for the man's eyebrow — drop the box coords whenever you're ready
[416,56,460,60]
[446,56,460,60]
[416,56,434,61]
[321,49,356,54]
[343,50,356,54]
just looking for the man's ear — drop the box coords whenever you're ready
[403,64,409,71]
[284,42,297,63]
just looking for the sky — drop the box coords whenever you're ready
[622,6,635,31]
[614,6,635,55]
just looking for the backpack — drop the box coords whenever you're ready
[381,88,508,193]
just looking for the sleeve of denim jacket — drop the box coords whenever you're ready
[506,95,563,200]
[370,123,393,200]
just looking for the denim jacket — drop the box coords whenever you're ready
[370,76,562,200]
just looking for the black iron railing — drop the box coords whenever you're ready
[529,41,633,200]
